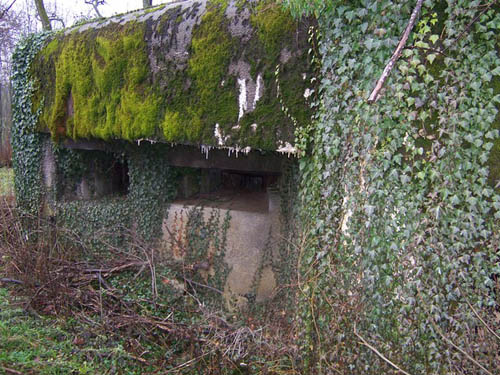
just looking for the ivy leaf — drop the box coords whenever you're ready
[429,34,439,44]
[491,66,500,76]
[365,38,374,50]
[426,53,437,64]
[450,195,460,205]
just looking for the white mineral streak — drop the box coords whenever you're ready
[227,147,239,157]
[253,74,263,108]
[302,73,307,80]
[250,123,258,133]
[238,78,247,121]
[276,142,297,158]
[214,123,229,146]
[136,138,157,145]
[304,88,313,99]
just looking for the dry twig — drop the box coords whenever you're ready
[368,0,424,103]
[354,324,412,375]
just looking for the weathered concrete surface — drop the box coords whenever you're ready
[42,139,56,193]
[0,83,11,155]
[161,188,282,306]
[32,0,314,153]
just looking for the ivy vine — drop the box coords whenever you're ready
[285,0,500,373]
[11,32,51,214]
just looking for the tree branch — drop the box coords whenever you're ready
[463,295,500,342]
[353,324,412,375]
[442,0,497,55]
[0,277,23,285]
[417,291,494,375]
[368,0,424,103]
[84,0,105,18]
[0,0,17,20]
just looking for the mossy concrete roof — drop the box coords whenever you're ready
[31,0,315,154]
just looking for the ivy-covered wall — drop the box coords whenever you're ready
[30,0,314,152]
[52,142,178,249]
[284,0,500,374]
[11,32,51,215]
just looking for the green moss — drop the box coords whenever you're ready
[45,24,161,141]
[162,110,182,139]
[31,0,312,151]
[158,1,239,143]
[251,0,295,58]
[231,0,312,149]
[42,38,60,58]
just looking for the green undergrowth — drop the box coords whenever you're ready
[0,168,13,196]
[0,288,158,374]
[0,260,297,374]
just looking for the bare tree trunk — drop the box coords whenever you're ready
[34,0,52,30]
[92,3,102,18]
[143,0,152,8]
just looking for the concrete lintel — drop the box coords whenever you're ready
[162,145,284,174]
[63,139,108,151]
[62,139,286,174]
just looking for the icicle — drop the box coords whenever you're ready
[201,145,212,159]
[276,142,297,158]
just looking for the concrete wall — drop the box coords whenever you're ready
[162,188,282,308]
[0,83,12,158]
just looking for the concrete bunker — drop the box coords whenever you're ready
[25,0,313,307]
[42,139,292,306]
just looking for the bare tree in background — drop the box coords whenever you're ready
[33,0,51,30]
[84,0,105,18]
[143,0,152,8]
[0,1,18,162]
[0,0,17,19]
[0,1,22,78]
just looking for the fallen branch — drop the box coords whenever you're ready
[0,278,24,285]
[353,324,412,375]
[417,291,494,375]
[429,317,494,375]
[83,261,147,276]
[462,293,500,342]
[184,277,224,295]
[1,366,23,375]
[368,0,424,103]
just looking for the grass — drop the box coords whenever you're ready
[0,288,153,374]
[0,168,13,196]
[0,199,298,374]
